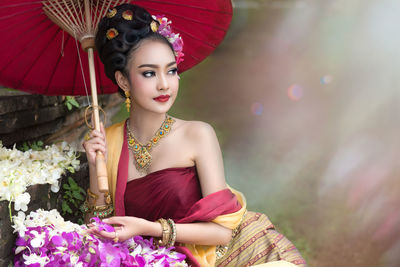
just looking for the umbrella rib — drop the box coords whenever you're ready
[0,16,50,73]
[145,7,230,31]
[135,0,232,15]
[71,44,80,96]
[44,31,71,95]
[0,6,42,20]
[0,1,42,9]
[0,12,43,32]
[16,27,61,90]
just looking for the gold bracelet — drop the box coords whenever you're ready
[92,204,114,218]
[81,191,114,218]
[87,189,99,201]
[156,218,171,247]
[167,219,176,247]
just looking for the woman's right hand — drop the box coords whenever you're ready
[82,123,107,167]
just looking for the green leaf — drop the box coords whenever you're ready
[62,201,72,214]
[72,191,84,201]
[66,102,72,110]
[68,177,77,187]
[37,141,43,146]
[23,143,29,151]
[69,97,80,108]
[63,184,71,190]
[70,198,77,206]
[79,187,86,195]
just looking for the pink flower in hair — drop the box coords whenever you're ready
[152,15,184,64]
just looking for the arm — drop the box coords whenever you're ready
[91,216,232,246]
[82,124,108,222]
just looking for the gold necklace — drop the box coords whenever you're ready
[126,114,175,173]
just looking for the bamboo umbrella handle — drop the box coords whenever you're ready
[87,47,109,193]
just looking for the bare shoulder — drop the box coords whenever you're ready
[174,119,216,141]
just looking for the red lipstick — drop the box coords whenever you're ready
[153,95,170,102]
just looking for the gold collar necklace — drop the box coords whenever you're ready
[126,114,175,173]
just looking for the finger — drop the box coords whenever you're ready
[86,228,100,236]
[90,130,105,139]
[85,144,106,154]
[86,136,106,147]
[102,217,124,225]
[98,230,116,240]
[113,226,123,231]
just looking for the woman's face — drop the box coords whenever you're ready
[125,39,179,114]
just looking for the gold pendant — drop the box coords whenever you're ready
[135,146,152,171]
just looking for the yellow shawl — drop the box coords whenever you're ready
[105,121,247,266]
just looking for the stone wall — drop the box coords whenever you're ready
[0,89,122,150]
[0,155,89,267]
[0,91,122,266]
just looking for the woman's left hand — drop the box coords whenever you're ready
[87,216,149,242]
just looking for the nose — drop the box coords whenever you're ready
[157,73,169,91]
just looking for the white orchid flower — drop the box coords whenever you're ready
[30,230,46,248]
[14,192,30,211]
[23,253,50,266]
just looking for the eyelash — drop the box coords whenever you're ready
[142,68,178,78]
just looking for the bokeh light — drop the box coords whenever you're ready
[320,75,333,84]
[250,102,264,115]
[287,84,303,101]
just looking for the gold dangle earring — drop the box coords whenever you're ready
[124,91,131,112]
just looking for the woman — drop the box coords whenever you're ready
[83,4,306,267]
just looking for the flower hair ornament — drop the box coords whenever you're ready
[104,9,184,64]
[151,15,184,64]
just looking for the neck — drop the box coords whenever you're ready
[128,107,166,143]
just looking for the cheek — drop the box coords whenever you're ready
[130,77,152,98]
[170,78,179,92]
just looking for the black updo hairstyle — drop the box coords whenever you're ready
[95,4,175,97]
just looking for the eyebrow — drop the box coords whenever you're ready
[138,61,176,68]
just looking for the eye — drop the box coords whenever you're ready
[168,68,178,75]
[142,71,155,78]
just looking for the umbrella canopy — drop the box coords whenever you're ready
[0,0,233,96]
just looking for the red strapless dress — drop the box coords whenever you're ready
[113,123,242,266]
[124,166,203,221]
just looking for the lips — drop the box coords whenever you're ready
[153,95,170,102]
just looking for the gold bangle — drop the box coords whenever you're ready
[156,218,171,247]
[92,204,114,218]
[167,219,176,247]
[83,191,114,218]
[104,192,112,205]
[87,189,99,201]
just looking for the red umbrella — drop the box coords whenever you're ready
[0,0,233,192]
[0,0,233,95]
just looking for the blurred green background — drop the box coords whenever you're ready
[114,0,400,266]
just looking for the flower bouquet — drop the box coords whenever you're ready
[0,141,80,216]
[13,209,188,266]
